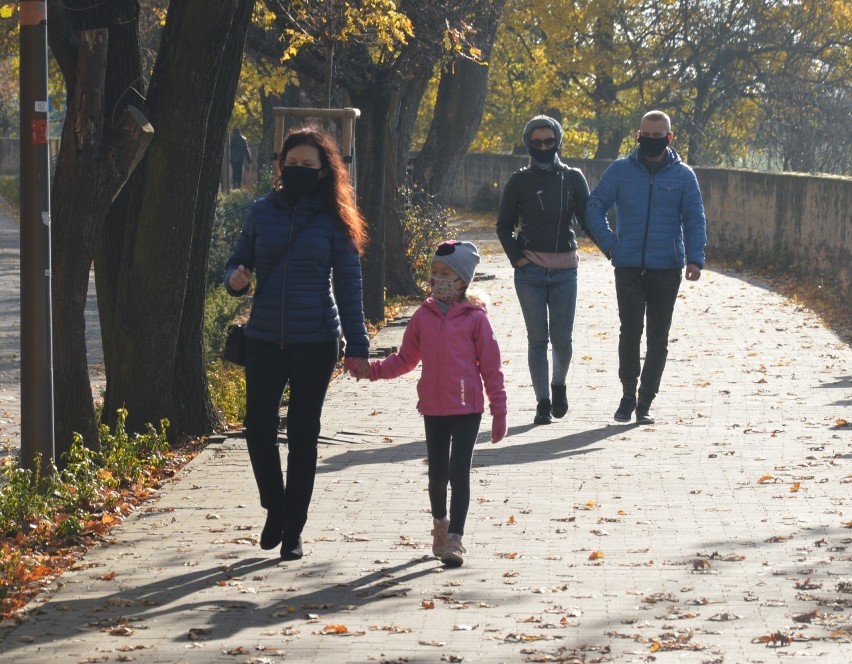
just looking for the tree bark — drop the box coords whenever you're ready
[50,22,153,457]
[411,0,506,207]
[350,81,392,322]
[98,0,253,438]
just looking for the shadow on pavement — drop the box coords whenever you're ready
[0,554,440,654]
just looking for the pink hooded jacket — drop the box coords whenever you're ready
[370,297,507,417]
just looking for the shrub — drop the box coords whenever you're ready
[203,284,245,367]
[207,188,256,289]
[399,185,451,289]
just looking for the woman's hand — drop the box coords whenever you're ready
[515,257,530,268]
[229,265,252,291]
[345,357,371,380]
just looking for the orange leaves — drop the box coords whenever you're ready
[588,550,605,561]
[753,631,793,646]
[790,482,801,492]
[758,474,775,483]
[320,624,350,634]
[420,599,435,610]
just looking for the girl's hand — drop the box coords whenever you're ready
[345,357,370,380]
[229,265,252,291]
[491,413,507,443]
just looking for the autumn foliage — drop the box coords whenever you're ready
[0,409,201,619]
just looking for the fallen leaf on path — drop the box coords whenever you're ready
[588,551,605,560]
[753,631,792,646]
[793,609,819,623]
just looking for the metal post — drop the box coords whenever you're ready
[19,0,55,471]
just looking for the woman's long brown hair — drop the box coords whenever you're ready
[278,125,368,254]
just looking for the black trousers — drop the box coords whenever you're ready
[244,337,338,538]
[614,267,682,405]
[230,160,244,188]
[423,413,482,537]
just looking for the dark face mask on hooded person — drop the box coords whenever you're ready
[282,165,322,197]
[528,145,558,163]
[637,135,670,158]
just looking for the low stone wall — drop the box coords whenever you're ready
[451,152,852,303]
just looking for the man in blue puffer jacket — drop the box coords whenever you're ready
[586,110,707,425]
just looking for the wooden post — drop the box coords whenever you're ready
[271,107,360,186]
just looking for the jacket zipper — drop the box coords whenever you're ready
[554,171,564,253]
[642,173,654,270]
[280,211,297,348]
[437,315,447,405]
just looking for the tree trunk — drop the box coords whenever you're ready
[411,0,505,207]
[350,82,392,322]
[50,23,153,457]
[98,0,253,438]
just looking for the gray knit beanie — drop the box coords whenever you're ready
[522,115,564,149]
[432,240,480,285]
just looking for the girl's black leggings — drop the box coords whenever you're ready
[423,412,482,536]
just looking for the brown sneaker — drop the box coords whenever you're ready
[441,533,466,567]
[431,517,449,557]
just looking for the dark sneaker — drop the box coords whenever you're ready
[614,396,636,422]
[534,399,552,425]
[280,534,303,561]
[635,403,655,424]
[260,509,284,550]
[551,384,568,419]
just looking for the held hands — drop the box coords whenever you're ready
[491,412,507,444]
[345,357,371,380]
[685,263,702,281]
[229,265,252,291]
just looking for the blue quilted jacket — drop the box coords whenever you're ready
[224,190,369,357]
[586,147,707,269]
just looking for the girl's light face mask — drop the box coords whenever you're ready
[430,275,464,303]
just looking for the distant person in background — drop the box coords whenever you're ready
[496,115,591,426]
[229,126,252,189]
[585,110,707,425]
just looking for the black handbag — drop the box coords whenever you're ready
[222,323,246,366]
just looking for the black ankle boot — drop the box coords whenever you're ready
[613,396,636,422]
[260,509,284,550]
[534,399,552,425]
[280,534,303,561]
[551,384,568,418]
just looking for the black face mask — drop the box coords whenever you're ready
[282,165,322,197]
[528,146,558,163]
[637,135,670,158]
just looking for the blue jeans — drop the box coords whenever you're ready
[514,264,578,401]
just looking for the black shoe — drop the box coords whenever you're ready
[260,510,284,550]
[534,399,552,425]
[635,403,655,424]
[551,384,568,419]
[280,534,303,561]
[613,396,636,422]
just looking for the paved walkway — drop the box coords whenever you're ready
[0,219,850,663]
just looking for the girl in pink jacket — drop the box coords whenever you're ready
[359,240,507,567]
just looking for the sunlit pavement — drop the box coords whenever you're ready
[1,220,850,662]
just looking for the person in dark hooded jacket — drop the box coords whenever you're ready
[225,125,370,560]
[496,115,591,425]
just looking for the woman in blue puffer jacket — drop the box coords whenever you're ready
[224,126,370,560]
